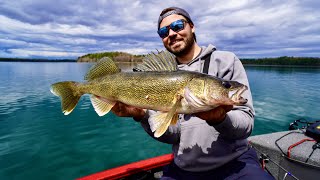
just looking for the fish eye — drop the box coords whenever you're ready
[222,81,232,89]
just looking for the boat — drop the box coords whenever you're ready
[77,154,173,180]
[77,119,320,180]
[249,119,320,180]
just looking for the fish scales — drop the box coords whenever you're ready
[81,71,196,111]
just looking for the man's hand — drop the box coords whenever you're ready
[193,105,233,125]
[111,102,146,121]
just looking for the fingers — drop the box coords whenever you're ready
[111,102,127,116]
[193,105,233,123]
[220,105,233,112]
[111,102,145,119]
[111,102,119,112]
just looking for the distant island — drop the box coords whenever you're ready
[77,51,143,63]
[1,52,320,66]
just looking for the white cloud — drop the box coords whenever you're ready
[8,49,84,58]
[0,0,319,58]
[0,38,28,46]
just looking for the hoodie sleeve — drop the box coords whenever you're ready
[139,110,180,144]
[208,51,255,139]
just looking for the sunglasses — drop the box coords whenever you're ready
[158,19,188,39]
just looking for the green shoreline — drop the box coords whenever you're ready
[241,56,320,66]
[243,64,320,67]
[1,54,320,66]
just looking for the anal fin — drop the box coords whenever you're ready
[90,95,115,116]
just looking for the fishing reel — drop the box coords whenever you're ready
[288,118,320,142]
[288,118,318,130]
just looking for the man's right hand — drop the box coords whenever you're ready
[111,102,146,121]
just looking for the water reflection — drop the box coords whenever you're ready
[245,65,320,74]
[245,65,320,134]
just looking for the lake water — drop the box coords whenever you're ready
[0,62,319,179]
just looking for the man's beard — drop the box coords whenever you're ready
[165,35,195,57]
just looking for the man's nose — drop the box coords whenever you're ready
[168,29,177,37]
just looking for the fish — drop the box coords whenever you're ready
[50,51,248,137]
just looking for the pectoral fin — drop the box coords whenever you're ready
[90,95,116,116]
[149,112,168,133]
[150,95,181,138]
[170,114,179,125]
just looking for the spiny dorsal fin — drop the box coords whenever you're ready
[84,57,121,81]
[135,50,177,72]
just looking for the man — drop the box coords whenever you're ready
[112,7,273,180]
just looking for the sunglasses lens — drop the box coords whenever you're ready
[158,27,169,38]
[158,19,186,39]
[171,20,185,32]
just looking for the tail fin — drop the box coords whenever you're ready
[50,81,82,115]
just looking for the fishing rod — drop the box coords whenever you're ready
[254,118,320,180]
[252,145,299,180]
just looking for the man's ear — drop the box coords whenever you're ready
[190,23,195,33]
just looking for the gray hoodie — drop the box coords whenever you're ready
[140,44,255,172]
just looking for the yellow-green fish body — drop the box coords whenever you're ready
[51,51,247,137]
[84,71,190,111]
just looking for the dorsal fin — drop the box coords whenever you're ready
[84,57,121,81]
[135,50,178,72]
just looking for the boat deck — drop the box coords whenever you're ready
[249,130,320,179]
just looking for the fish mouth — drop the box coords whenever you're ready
[229,85,248,105]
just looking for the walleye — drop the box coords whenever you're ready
[50,51,248,137]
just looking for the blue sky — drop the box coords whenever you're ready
[0,0,319,59]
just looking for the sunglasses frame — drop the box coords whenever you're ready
[158,19,188,39]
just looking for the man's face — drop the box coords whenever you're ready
[159,14,195,56]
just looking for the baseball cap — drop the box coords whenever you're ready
[158,7,193,29]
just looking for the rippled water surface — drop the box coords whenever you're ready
[0,62,319,179]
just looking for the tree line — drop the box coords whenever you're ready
[240,56,320,66]
[1,53,320,66]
